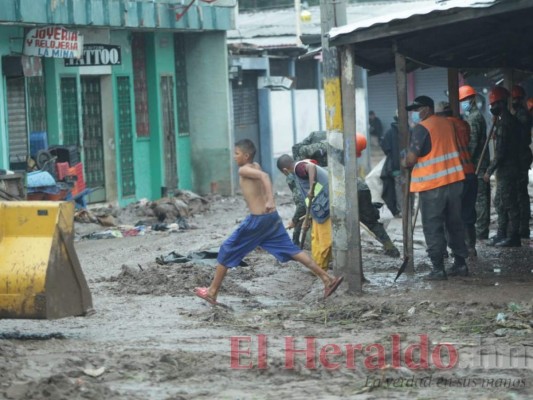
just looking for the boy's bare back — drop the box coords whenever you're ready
[239,162,276,215]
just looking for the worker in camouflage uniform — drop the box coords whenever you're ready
[511,85,532,239]
[357,178,400,257]
[292,131,328,167]
[285,172,307,246]
[459,85,491,239]
[279,131,400,260]
[485,87,522,247]
[285,130,328,245]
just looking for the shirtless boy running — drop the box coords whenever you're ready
[194,139,343,305]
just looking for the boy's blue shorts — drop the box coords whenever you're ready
[217,211,302,268]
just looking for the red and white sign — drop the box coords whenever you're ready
[23,26,83,59]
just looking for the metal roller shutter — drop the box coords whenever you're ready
[414,68,449,105]
[7,77,28,169]
[368,72,398,131]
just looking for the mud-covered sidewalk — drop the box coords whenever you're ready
[1,192,532,399]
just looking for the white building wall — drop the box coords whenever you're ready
[271,89,324,157]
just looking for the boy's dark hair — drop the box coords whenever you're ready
[235,139,256,161]
[276,154,294,171]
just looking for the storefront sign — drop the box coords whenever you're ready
[23,26,83,59]
[64,44,122,67]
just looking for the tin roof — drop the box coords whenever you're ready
[328,0,533,74]
[227,0,438,48]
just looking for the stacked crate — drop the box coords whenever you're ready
[66,163,86,195]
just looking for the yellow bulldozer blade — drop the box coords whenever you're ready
[0,201,93,319]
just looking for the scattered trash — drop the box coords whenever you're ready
[122,226,146,237]
[493,268,501,274]
[407,306,416,316]
[155,248,248,267]
[152,223,170,232]
[82,230,123,240]
[96,214,116,227]
[494,282,499,286]
[176,216,191,230]
[508,302,521,312]
[83,366,106,378]
[496,312,506,322]
[75,209,98,224]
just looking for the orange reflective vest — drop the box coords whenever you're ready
[410,115,465,192]
[448,116,475,175]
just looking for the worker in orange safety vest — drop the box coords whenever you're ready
[402,95,469,280]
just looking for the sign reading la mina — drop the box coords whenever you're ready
[65,44,122,67]
[23,27,83,59]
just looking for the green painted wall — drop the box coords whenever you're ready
[109,31,147,206]
[145,32,180,199]
[44,57,81,148]
[43,58,61,146]
[186,32,233,195]
[0,0,235,31]
[0,25,229,203]
[178,136,192,190]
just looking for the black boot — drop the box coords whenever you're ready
[448,256,469,277]
[495,237,521,247]
[466,225,477,258]
[425,265,447,281]
[487,233,506,246]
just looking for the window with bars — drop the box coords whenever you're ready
[174,34,190,136]
[132,33,150,137]
[116,76,136,197]
[60,77,80,146]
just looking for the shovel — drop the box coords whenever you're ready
[394,256,410,282]
[395,168,412,282]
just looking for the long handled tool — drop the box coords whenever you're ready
[397,182,419,282]
[475,117,496,176]
[395,168,412,282]
[300,182,316,249]
[412,194,420,232]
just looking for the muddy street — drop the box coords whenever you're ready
[1,192,532,400]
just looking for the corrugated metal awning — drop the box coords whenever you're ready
[328,0,533,74]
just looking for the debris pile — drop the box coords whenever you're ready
[75,190,210,239]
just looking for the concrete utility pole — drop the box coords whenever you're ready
[320,0,363,292]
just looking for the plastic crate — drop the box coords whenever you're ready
[48,145,80,166]
[30,131,48,158]
[56,162,70,181]
[67,163,85,195]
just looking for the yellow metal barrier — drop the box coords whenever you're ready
[0,201,93,319]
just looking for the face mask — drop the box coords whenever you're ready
[460,100,472,113]
[411,111,421,124]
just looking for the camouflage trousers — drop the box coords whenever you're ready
[359,188,392,245]
[493,171,520,238]
[475,176,491,239]
[517,170,531,237]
